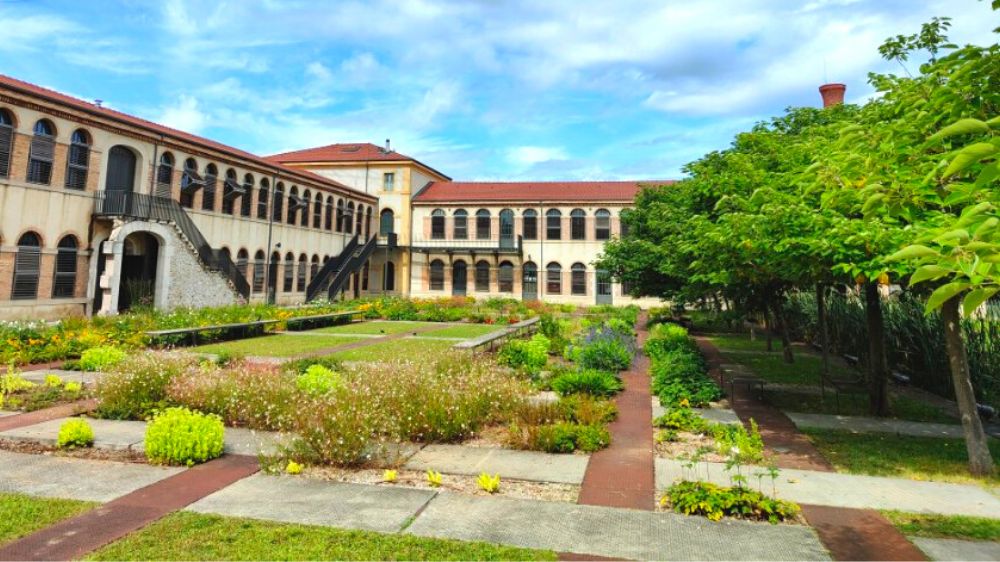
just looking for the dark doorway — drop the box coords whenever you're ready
[522,261,538,301]
[118,232,158,312]
[453,260,467,296]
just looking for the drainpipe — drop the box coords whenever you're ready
[539,201,544,301]
[149,142,159,196]
[263,172,277,304]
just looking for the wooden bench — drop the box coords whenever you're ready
[453,317,540,352]
[283,311,360,331]
[146,320,280,346]
[719,364,766,400]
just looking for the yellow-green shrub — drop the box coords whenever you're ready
[144,407,224,466]
[57,418,94,449]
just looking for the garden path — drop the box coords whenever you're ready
[695,336,928,561]
[578,312,655,510]
[0,399,97,433]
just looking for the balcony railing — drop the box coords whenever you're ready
[411,236,522,254]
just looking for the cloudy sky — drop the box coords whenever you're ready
[2,0,996,180]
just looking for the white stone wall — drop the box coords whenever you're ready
[161,227,240,309]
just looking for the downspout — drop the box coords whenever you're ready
[539,201,544,301]
[263,172,277,304]
[149,141,159,195]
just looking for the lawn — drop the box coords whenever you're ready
[0,493,94,545]
[764,388,956,423]
[87,511,556,561]
[191,335,365,357]
[419,324,501,339]
[707,333,774,352]
[804,428,1000,487]
[720,351,857,386]
[321,337,457,362]
[881,510,1000,542]
[310,321,438,336]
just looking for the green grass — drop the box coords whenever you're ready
[87,511,556,561]
[804,428,1000,487]
[720,351,858,386]
[418,324,501,339]
[708,333,773,352]
[310,321,438,336]
[322,337,458,362]
[764,388,956,423]
[191,335,365,357]
[881,510,1000,542]
[0,493,94,545]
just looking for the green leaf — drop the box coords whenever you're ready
[987,116,1000,129]
[928,118,990,142]
[862,193,885,214]
[974,217,999,240]
[888,245,939,261]
[933,228,970,244]
[909,264,952,285]
[943,143,999,177]
[962,287,999,316]
[926,282,971,312]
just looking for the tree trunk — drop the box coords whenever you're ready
[941,296,995,476]
[817,284,830,380]
[772,299,794,364]
[864,282,890,417]
[763,307,774,352]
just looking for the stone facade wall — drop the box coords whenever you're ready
[160,225,239,309]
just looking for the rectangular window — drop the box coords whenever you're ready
[383,172,395,191]
[476,215,490,240]
[253,261,265,293]
[27,137,54,185]
[571,216,585,240]
[431,215,445,239]
[202,176,216,211]
[546,215,561,240]
[571,270,586,295]
[454,215,468,239]
[498,265,513,293]
[475,263,489,291]
[546,269,561,294]
[52,250,77,298]
[523,215,537,240]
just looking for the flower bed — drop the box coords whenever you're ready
[645,323,722,407]
[0,369,88,412]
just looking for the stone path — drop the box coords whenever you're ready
[802,505,930,562]
[786,412,966,439]
[19,369,100,385]
[0,454,259,561]
[651,397,742,425]
[655,458,1000,517]
[405,444,590,484]
[578,313,655,510]
[910,537,1000,561]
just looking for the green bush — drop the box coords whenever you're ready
[144,407,224,466]
[296,364,343,396]
[557,395,618,424]
[96,353,197,420]
[645,323,696,359]
[78,346,127,372]
[538,314,571,354]
[498,333,550,374]
[525,422,611,453]
[551,369,623,397]
[648,347,721,407]
[57,418,94,448]
[662,480,799,523]
[567,326,634,372]
[653,407,709,433]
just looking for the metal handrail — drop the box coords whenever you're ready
[326,235,378,300]
[305,234,359,302]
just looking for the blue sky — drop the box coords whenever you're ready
[2,0,996,181]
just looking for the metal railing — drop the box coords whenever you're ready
[306,234,359,302]
[94,190,250,299]
[326,235,378,300]
[411,235,522,254]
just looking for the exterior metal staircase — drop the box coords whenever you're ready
[305,234,377,302]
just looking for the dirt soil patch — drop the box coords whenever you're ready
[0,438,147,464]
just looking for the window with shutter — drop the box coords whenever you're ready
[52,236,78,298]
[12,233,42,300]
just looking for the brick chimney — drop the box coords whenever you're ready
[819,83,846,108]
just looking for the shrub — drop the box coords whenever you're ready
[284,356,342,375]
[57,418,94,448]
[711,419,765,465]
[551,369,623,397]
[538,314,571,354]
[648,346,721,407]
[167,361,298,431]
[95,352,198,420]
[144,407,224,466]
[662,480,799,523]
[498,334,550,374]
[44,374,63,387]
[515,422,611,453]
[653,407,709,433]
[557,395,618,425]
[645,323,696,359]
[296,364,343,396]
[476,472,501,494]
[78,346,127,372]
[567,326,634,372]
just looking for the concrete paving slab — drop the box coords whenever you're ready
[786,412,965,438]
[0,449,183,502]
[0,411,16,417]
[405,491,830,561]
[404,444,589,484]
[911,537,1000,561]
[20,369,100,386]
[652,397,741,425]
[655,458,1000,518]
[187,474,436,533]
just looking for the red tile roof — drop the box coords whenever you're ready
[0,74,373,201]
[413,180,673,204]
[267,143,451,180]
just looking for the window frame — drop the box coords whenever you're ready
[475,209,491,240]
[429,259,445,290]
[12,232,42,300]
[453,209,468,240]
[27,120,56,185]
[64,129,90,191]
[475,260,490,292]
[431,209,445,240]
[52,235,78,298]
[571,263,587,295]
[595,209,611,240]
[522,210,538,240]
[546,261,562,294]
[546,209,562,240]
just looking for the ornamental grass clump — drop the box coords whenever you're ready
[551,369,623,397]
[57,418,94,449]
[144,407,224,466]
[95,352,199,420]
[505,396,615,453]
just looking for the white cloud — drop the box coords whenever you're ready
[506,146,569,167]
[157,95,207,134]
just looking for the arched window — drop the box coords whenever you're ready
[313,193,323,229]
[52,235,78,298]
[297,254,307,292]
[236,248,249,280]
[241,174,254,217]
[325,196,334,230]
[336,199,345,232]
[310,254,320,283]
[546,261,562,294]
[453,209,468,240]
[273,182,285,221]
[595,209,611,240]
[180,158,199,208]
[257,179,269,220]
[380,209,394,236]
[522,209,538,240]
[345,202,355,234]
[546,209,562,240]
[27,120,55,185]
[570,209,586,240]
[476,209,491,240]
[222,169,239,215]
[0,108,14,178]
[499,261,514,293]
[429,259,445,290]
[475,260,490,292]
[300,189,311,227]
[12,232,42,299]
[365,206,372,238]
[156,152,174,197]
[287,186,299,225]
[384,261,396,291]
[269,251,280,295]
[202,164,218,211]
[283,252,295,292]
[571,262,587,295]
[355,204,364,235]
[252,250,266,293]
[65,129,90,190]
[431,209,445,239]
[105,146,137,193]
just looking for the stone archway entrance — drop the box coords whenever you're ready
[118,231,159,311]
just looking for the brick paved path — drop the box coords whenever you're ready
[0,399,97,432]
[694,336,926,561]
[578,314,655,510]
[0,454,259,561]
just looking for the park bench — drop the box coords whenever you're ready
[282,310,360,331]
[453,317,540,352]
[720,363,766,401]
[145,320,280,346]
